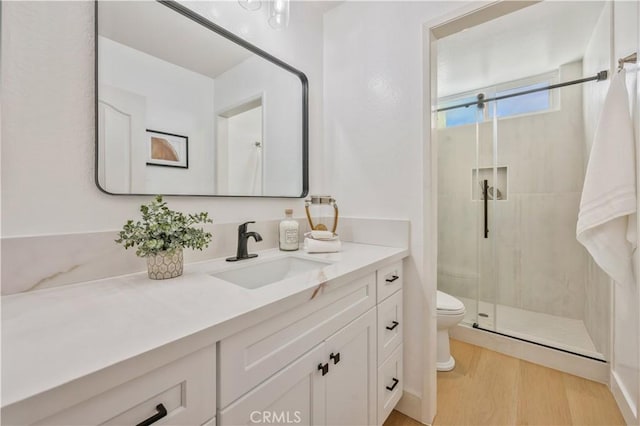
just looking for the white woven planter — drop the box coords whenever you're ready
[146,248,184,280]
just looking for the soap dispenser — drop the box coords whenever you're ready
[279,209,299,251]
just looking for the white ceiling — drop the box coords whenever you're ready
[437,1,606,98]
[99,1,343,79]
[99,1,252,79]
[305,1,344,14]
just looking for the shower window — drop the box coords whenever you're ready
[438,96,483,127]
[487,82,551,118]
[438,70,558,128]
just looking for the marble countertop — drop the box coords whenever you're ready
[1,242,408,408]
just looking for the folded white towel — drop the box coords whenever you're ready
[309,230,335,240]
[577,69,637,286]
[304,237,342,253]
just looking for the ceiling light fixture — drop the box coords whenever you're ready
[268,0,290,30]
[238,0,289,30]
[238,0,261,12]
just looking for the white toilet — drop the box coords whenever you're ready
[436,290,466,371]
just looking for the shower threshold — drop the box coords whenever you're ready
[457,296,605,361]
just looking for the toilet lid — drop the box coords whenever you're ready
[437,291,465,311]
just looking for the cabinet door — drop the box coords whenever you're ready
[219,344,325,426]
[324,309,377,426]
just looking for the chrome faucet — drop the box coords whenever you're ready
[226,221,263,262]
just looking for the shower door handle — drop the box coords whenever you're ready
[483,179,489,239]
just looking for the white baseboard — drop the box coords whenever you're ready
[611,370,638,426]
[450,324,610,384]
[395,389,425,424]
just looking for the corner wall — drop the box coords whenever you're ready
[611,0,640,423]
[99,36,217,194]
[582,1,640,423]
[323,2,472,422]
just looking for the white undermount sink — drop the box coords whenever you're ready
[210,256,331,289]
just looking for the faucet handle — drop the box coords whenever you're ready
[239,221,255,233]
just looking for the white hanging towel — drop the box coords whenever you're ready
[577,69,637,286]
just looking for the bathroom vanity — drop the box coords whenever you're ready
[1,243,407,425]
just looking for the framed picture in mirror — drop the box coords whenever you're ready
[145,129,189,169]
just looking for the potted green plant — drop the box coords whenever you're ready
[116,196,213,280]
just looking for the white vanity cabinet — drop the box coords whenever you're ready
[218,273,377,408]
[2,344,217,426]
[2,252,406,426]
[218,273,378,425]
[218,261,403,426]
[220,309,377,426]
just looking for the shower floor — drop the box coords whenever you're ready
[457,296,605,360]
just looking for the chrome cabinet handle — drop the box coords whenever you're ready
[386,321,399,331]
[136,404,167,426]
[386,378,399,391]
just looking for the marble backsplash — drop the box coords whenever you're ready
[1,217,409,295]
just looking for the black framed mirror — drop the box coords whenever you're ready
[95,0,308,197]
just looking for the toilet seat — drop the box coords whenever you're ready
[436,291,465,315]
[438,308,465,316]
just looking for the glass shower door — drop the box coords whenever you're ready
[473,89,498,332]
[474,73,606,360]
[437,93,496,330]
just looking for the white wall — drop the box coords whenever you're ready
[99,36,216,195]
[612,0,640,422]
[324,1,471,422]
[583,1,640,422]
[227,106,263,195]
[1,0,324,237]
[215,56,303,196]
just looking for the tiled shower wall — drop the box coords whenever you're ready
[438,61,592,321]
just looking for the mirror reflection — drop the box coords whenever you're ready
[96,1,307,197]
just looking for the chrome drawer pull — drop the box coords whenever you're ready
[386,321,399,331]
[386,378,399,391]
[136,403,167,426]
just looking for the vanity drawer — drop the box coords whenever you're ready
[31,345,216,426]
[376,261,403,302]
[377,289,403,365]
[377,345,403,426]
[219,273,376,408]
